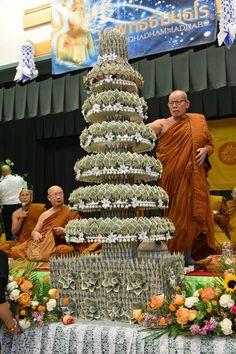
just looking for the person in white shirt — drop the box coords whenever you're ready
[0,165,26,240]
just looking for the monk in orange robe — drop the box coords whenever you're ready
[227,187,236,247]
[213,187,236,248]
[0,188,45,257]
[11,185,100,261]
[149,90,218,263]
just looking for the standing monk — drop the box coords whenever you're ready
[149,90,218,263]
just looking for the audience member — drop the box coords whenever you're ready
[212,195,230,245]
[149,90,218,264]
[0,188,45,257]
[0,250,21,334]
[11,185,100,261]
[0,165,26,241]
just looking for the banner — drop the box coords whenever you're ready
[208,118,236,191]
[52,0,217,74]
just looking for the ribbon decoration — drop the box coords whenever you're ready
[218,0,236,46]
[14,41,38,83]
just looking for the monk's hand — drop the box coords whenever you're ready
[53,227,65,238]
[195,147,207,166]
[32,231,43,242]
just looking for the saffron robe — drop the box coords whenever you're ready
[0,203,45,256]
[157,113,217,259]
[211,195,230,245]
[11,205,100,261]
[227,199,236,246]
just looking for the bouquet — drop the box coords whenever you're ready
[133,254,236,338]
[6,263,64,329]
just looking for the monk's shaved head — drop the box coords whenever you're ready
[1,165,11,176]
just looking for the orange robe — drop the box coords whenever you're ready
[0,204,45,256]
[157,113,217,260]
[227,199,236,246]
[11,205,100,261]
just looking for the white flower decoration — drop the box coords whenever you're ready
[184,296,199,308]
[105,133,114,141]
[19,319,31,330]
[9,289,20,301]
[131,197,139,208]
[118,164,129,174]
[107,233,117,242]
[7,281,18,292]
[46,298,57,312]
[138,231,148,241]
[219,294,234,308]
[219,318,233,335]
[134,132,142,142]
[101,199,111,209]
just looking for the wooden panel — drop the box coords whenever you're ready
[34,40,51,57]
[23,3,51,29]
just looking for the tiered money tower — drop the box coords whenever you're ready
[50,29,184,321]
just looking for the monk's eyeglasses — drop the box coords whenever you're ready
[168,100,186,106]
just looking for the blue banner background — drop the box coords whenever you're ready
[52,0,217,74]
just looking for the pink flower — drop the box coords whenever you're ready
[63,315,75,325]
[229,305,236,314]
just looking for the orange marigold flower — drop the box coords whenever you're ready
[32,306,37,310]
[207,307,212,313]
[159,317,166,326]
[38,305,46,312]
[20,310,26,316]
[211,300,217,306]
[202,298,209,302]
[212,279,217,284]
[175,286,181,292]
[63,298,69,305]
[43,277,50,283]
[169,303,176,312]
[198,288,203,294]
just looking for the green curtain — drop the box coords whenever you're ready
[1,45,236,122]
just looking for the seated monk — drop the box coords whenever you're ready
[0,188,45,257]
[211,195,230,246]
[227,187,236,247]
[11,185,100,261]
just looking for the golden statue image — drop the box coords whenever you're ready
[54,0,95,65]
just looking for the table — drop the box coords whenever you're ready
[1,320,236,354]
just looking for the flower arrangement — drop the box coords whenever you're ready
[133,255,236,339]
[6,264,74,329]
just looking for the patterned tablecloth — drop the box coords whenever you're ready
[1,320,236,354]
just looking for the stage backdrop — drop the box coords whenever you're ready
[208,118,236,191]
[52,0,217,74]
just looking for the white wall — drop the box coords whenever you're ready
[0,0,51,67]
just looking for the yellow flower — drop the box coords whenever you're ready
[48,288,59,299]
[132,309,143,323]
[173,294,185,306]
[222,274,236,293]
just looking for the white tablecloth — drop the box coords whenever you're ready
[1,320,236,354]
